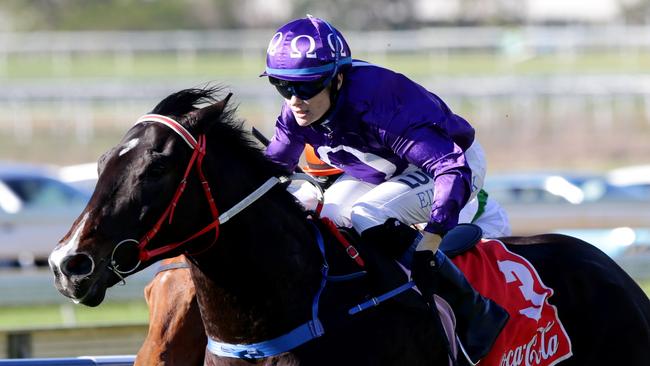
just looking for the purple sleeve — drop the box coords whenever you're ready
[357,71,472,234]
[384,125,471,235]
[264,106,305,172]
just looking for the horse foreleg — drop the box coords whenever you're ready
[135,258,206,366]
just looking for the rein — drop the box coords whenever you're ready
[109,114,288,277]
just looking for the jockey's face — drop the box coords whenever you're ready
[285,74,343,127]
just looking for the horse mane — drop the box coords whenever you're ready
[152,86,289,176]
[151,85,221,118]
[151,86,305,214]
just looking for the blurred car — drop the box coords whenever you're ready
[484,172,650,234]
[57,162,99,195]
[606,164,650,199]
[484,172,643,205]
[0,162,90,266]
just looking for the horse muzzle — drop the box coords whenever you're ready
[49,251,108,306]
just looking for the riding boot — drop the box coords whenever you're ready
[412,248,509,364]
[359,218,419,265]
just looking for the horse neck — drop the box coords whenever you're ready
[189,154,324,344]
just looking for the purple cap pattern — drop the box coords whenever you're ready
[261,15,352,82]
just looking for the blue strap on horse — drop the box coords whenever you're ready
[206,220,329,359]
[348,281,415,315]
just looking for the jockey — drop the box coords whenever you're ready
[263,15,509,363]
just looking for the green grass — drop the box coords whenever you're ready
[0,300,148,330]
[2,53,263,80]
[3,51,650,81]
[0,127,125,165]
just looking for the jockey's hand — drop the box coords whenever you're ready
[415,231,443,253]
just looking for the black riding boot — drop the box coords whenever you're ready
[412,248,509,364]
[359,218,420,262]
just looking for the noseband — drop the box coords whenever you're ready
[109,114,290,276]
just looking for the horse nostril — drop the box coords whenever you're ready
[61,253,94,277]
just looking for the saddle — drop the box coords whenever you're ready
[439,224,483,258]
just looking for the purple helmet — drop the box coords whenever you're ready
[261,15,352,82]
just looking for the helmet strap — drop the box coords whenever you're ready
[310,72,342,126]
[328,72,341,103]
[304,17,347,126]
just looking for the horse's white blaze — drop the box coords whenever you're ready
[119,138,140,156]
[49,213,92,283]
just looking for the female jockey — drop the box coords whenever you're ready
[263,15,509,363]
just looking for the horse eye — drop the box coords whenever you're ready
[146,162,167,179]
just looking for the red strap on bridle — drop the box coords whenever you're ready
[135,127,221,262]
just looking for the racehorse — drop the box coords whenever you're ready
[49,87,650,365]
[135,255,205,366]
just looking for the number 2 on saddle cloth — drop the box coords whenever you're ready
[452,239,573,366]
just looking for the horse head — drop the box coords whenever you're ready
[49,87,237,306]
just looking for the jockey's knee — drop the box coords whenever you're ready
[349,202,390,234]
[320,202,353,228]
[473,198,512,238]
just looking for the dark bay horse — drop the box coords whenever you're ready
[49,87,650,365]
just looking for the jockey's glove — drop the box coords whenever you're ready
[396,230,442,269]
[415,231,443,253]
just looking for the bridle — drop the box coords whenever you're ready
[108,113,297,278]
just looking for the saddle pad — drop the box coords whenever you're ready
[451,239,573,366]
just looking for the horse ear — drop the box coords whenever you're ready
[184,93,233,134]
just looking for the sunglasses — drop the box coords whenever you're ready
[269,77,331,100]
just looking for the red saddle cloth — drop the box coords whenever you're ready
[451,239,573,366]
